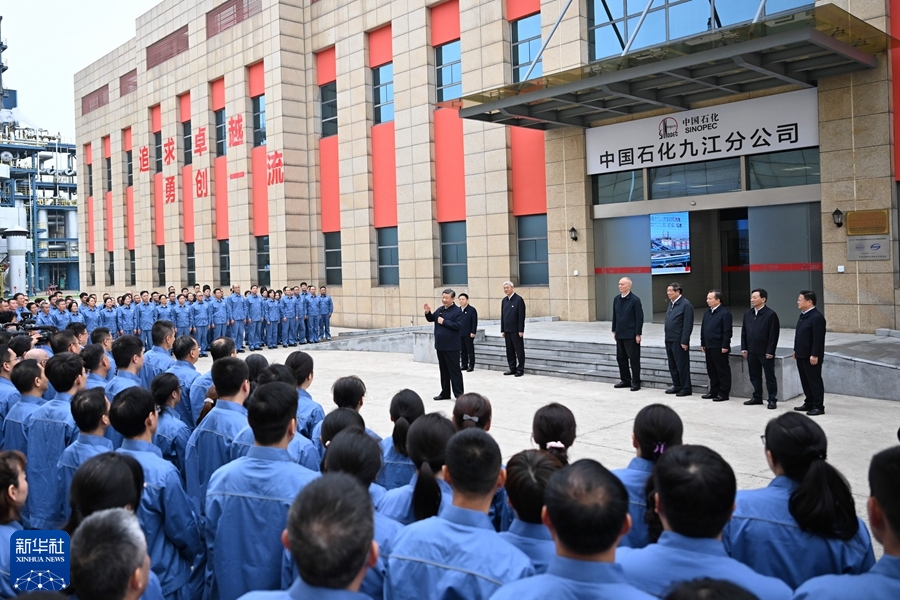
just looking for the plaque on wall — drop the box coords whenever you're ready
[847,235,891,261]
[846,210,890,236]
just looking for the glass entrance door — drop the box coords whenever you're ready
[720,208,750,310]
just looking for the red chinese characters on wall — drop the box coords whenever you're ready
[228,114,244,147]
[267,150,284,186]
[163,138,176,165]
[195,168,209,198]
[139,147,150,172]
[164,176,176,204]
[194,127,208,156]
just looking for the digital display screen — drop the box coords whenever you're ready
[651,212,691,275]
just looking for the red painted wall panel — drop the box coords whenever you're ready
[105,191,114,252]
[84,144,92,165]
[432,0,460,46]
[893,0,900,180]
[251,146,269,236]
[126,186,135,250]
[153,173,165,246]
[211,78,226,111]
[248,61,265,98]
[123,128,132,152]
[434,108,466,222]
[86,196,95,254]
[320,136,340,233]
[214,155,229,239]
[151,105,162,133]
[179,93,191,121]
[507,0,540,20]
[102,136,111,159]
[369,25,393,68]
[182,166,194,244]
[510,127,547,216]
[372,122,398,228]
[317,47,336,86]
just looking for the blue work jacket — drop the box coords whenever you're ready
[185,400,248,516]
[611,457,654,548]
[26,392,79,529]
[376,436,416,491]
[490,555,655,600]
[142,345,175,389]
[498,518,555,574]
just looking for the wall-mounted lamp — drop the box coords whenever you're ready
[832,208,844,228]
[569,227,578,241]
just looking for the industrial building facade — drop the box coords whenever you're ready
[75,0,900,333]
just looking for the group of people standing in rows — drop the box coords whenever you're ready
[612,279,827,415]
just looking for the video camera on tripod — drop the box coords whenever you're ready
[3,314,57,346]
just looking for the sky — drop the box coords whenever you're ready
[1,1,160,140]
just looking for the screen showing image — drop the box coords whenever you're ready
[651,212,691,275]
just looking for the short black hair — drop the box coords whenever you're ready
[111,335,144,369]
[869,446,900,542]
[799,290,817,305]
[8,336,32,358]
[0,345,12,369]
[246,382,298,445]
[172,335,197,360]
[44,352,84,392]
[442,289,456,299]
[90,327,112,345]
[544,459,630,554]
[668,282,683,294]
[751,288,768,301]
[320,408,365,448]
[324,428,382,486]
[80,344,106,372]
[11,359,42,394]
[151,320,175,346]
[654,445,736,538]
[255,364,296,387]
[707,289,723,301]
[66,322,88,338]
[332,376,366,409]
[245,353,270,383]
[664,578,760,600]
[71,508,148,600]
[288,473,374,589]
[210,357,249,399]
[445,429,501,497]
[505,450,563,524]
[285,351,314,385]
[209,336,236,360]
[50,329,79,354]
[71,388,108,432]
[458,293,468,300]
[108,387,156,439]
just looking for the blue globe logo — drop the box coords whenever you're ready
[14,569,68,591]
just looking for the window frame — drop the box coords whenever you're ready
[183,119,192,165]
[252,95,267,147]
[440,221,468,285]
[511,13,543,83]
[256,235,271,287]
[125,150,133,187]
[325,231,343,286]
[372,63,394,125]
[157,245,166,287]
[435,40,462,103]
[215,109,227,157]
[376,226,399,286]
[186,242,196,286]
[129,249,136,286]
[516,214,549,286]
[154,131,163,173]
[107,251,115,286]
[321,81,338,138]
[219,239,231,287]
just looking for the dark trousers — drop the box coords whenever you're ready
[460,336,475,369]
[616,338,641,385]
[796,358,824,409]
[505,333,525,373]
[437,350,464,398]
[747,353,777,401]
[665,341,692,392]
[705,350,732,397]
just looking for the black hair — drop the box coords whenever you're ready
[245,353,270,383]
[11,359,42,394]
[210,357,250,398]
[389,389,425,456]
[66,322,88,338]
[284,351,314,385]
[209,336,236,360]
[246,382,298,445]
[869,446,900,542]
[108,387,156,439]
[90,327,111,345]
[150,373,180,409]
[71,388,108,432]
[50,329,79,354]
[442,288,456,299]
[452,392,492,430]
[799,290,817,305]
[765,412,859,540]
[653,445,736,539]
[151,320,175,346]
[8,336,32,358]
[172,335,197,360]
[458,293,468,300]
[505,450,563,524]
[332,375,366,409]
[0,332,9,346]
[545,459,630,554]
[111,335,144,369]
[256,364,298,387]
[0,450,25,524]
[44,352,84,392]
[445,428,502,497]
[0,345,11,368]
[707,289,723,301]
[287,473,373,589]
[532,403,577,466]
[324,428,382,486]
[407,413,457,521]
[751,288,768,301]
[664,578,760,600]
[64,452,144,536]
[668,282,683,294]
[320,408,365,449]
[634,404,683,462]
[80,344,106,372]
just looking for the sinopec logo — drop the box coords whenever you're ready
[659,117,678,140]
[871,243,882,251]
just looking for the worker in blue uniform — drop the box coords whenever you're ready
[0,346,19,420]
[89,327,118,382]
[134,291,158,351]
[81,344,111,390]
[283,351,324,439]
[792,445,900,599]
[165,336,201,428]
[308,376,380,460]
[226,285,247,353]
[209,288,231,345]
[385,428,534,600]
[52,298,71,330]
[111,386,203,600]
[280,287,297,347]
[117,295,138,338]
[141,321,176,389]
[376,389,424,491]
[318,286,333,341]
[36,301,56,327]
[245,286,265,351]
[187,338,235,427]
[98,298,120,338]
[191,294,211,357]
[205,382,320,600]
[151,373,191,485]
[306,286,320,343]
[156,296,175,327]
[264,291,283,349]
[492,459,655,600]
[172,294,194,338]
[291,286,306,344]
[104,335,146,450]
[2,360,48,467]
[615,445,792,600]
[82,296,102,335]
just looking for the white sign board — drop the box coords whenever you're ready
[586,88,819,175]
[847,235,891,261]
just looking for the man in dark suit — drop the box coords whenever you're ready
[664,282,693,396]
[424,289,464,400]
[793,290,826,416]
[611,277,643,391]
[458,293,478,372]
[700,289,733,402]
[501,281,526,377]
[740,288,780,409]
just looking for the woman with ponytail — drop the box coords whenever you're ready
[612,403,683,548]
[531,403,576,466]
[723,412,875,588]
[377,389,425,490]
[377,413,456,525]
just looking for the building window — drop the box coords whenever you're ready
[649,157,741,199]
[90,253,96,287]
[154,132,163,173]
[87,164,93,196]
[157,245,166,287]
[435,40,462,102]
[47,212,65,238]
[107,251,115,286]
[376,226,399,286]
[129,249,136,286]
[82,85,109,115]
[146,26,189,70]
[219,239,231,287]
[592,169,644,205]
[748,148,820,190]
[120,70,138,96]
[373,63,394,124]
[256,235,270,286]
[105,157,112,193]
[512,13,542,83]
[215,109,226,156]
[440,221,467,285]
[321,82,337,138]
[207,0,263,39]
[183,120,192,165]
[517,214,549,286]
[186,242,196,286]
[252,95,266,146]
[325,232,342,286]
[126,150,133,187]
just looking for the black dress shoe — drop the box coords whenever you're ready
[701,393,717,399]
[665,387,678,394]
[794,403,813,412]
[743,398,763,406]
[237,349,245,353]
[676,390,692,397]
[503,370,515,376]
[515,372,524,377]
[806,407,825,416]
[713,395,729,402]
[467,368,474,372]
[433,395,450,401]
[614,382,631,389]
[767,400,777,410]
[630,385,641,392]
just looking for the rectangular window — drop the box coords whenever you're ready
[256,235,271,286]
[325,232,342,286]
[90,253,96,287]
[120,70,138,96]
[126,150,133,187]
[321,82,338,138]
[435,40,462,102]
[154,132,163,173]
[207,0,263,39]
[215,109,226,156]
[517,214,549,286]
[105,158,112,193]
[440,221,468,285]
[146,26,189,70]
[373,63,394,124]
[107,251,115,286]
[512,13,542,83]
[186,242,196,286]
[592,169,644,205]
[219,239,231,287]
[183,119,192,165]
[157,245,166,287]
[376,226,399,286]
[252,95,266,146]
[649,157,741,199]
[87,164,93,196]
[82,85,109,115]
[129,249,136,286]
[748,148,820,190]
